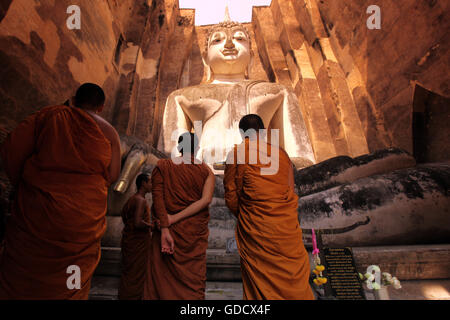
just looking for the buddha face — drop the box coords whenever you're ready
[205,26,251,76]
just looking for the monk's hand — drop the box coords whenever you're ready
[161,228,174,255]
[153,219,161,231]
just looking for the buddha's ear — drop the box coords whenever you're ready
[202,52,213,83]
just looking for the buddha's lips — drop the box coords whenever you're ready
[222,49,238,56]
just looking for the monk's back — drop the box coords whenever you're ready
[31,105,111,176]
[19,106,112,243]
[225,137,314,300]
[233,140,300,236]
[155,159,209,214]
[145,158,211,300]
[121,195,150,233]
[0,104,114,299]
[241,147,294,202]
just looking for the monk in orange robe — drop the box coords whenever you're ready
[143,132,215,300]
[224,114,314,300]
[118,173,152,300]
[0,83,121,299]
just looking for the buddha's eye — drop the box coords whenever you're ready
[210,36,223,44]
[233,32,246,41]
[210,32,226,44]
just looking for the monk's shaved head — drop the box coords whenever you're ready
[135,173,150,190]
[177,132,199,155]
[239,114,265,133]
[74,83,105,110]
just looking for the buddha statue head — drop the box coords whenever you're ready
[203,11,253,83]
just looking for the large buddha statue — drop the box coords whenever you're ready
[157,15,315,169]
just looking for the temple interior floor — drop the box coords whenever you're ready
[88,276,450,300]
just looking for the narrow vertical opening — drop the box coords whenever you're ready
[114,35,124,67]
[412,85,450,163]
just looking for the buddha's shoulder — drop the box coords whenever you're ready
[167,81,290,100]
[168,84,216,95]
[250,80,289,92]
[167,83,234,101]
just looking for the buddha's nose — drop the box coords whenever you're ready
[224,36,235,49]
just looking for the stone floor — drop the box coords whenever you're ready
[89,276,450,300]
[88,276,244,300]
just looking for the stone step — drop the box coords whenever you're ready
[207,205,237,250]
[204,281,243,300]
[95,247,121,277]
[88,277,244,300]
[95,244,450,281]
[88,275,450,300]
[102,205,236,250]
[94,247,242,281]
[352,244,450,280]
[89,276,120,300]
[206,249,241,282]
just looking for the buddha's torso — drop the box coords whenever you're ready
[170,80,286,162]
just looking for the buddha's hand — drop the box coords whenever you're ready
[161,227,174,255]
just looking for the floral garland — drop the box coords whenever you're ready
[359,265,402,290]
[311,228,327,286]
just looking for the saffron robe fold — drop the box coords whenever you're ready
[0,105,111,299]
[224,138,314,300]
[118,195,151,300]
[143,159,210,300]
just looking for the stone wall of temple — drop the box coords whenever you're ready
[0,0,150,144]
[0,0,151,206]
[247,0,448,163]
[109,0,195,145]
[316,0,450,158]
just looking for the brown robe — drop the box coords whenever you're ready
[118,194,151,300]
[224,138,314,300]
[0,105,111,299]
[143,159,210,300]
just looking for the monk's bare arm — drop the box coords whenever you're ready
[0,113,37,187]
[151,165,174,253]
[150,165,170,228]
[103,124,121,185]
[109,129,121,184]
[169,168,215,225]
[133,198,152,230]
[90,114,121,184]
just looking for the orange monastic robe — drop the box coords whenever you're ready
[118,195,151,300]
[143,159,210,300]
[224,138,314,300]
[0,105,112,299]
